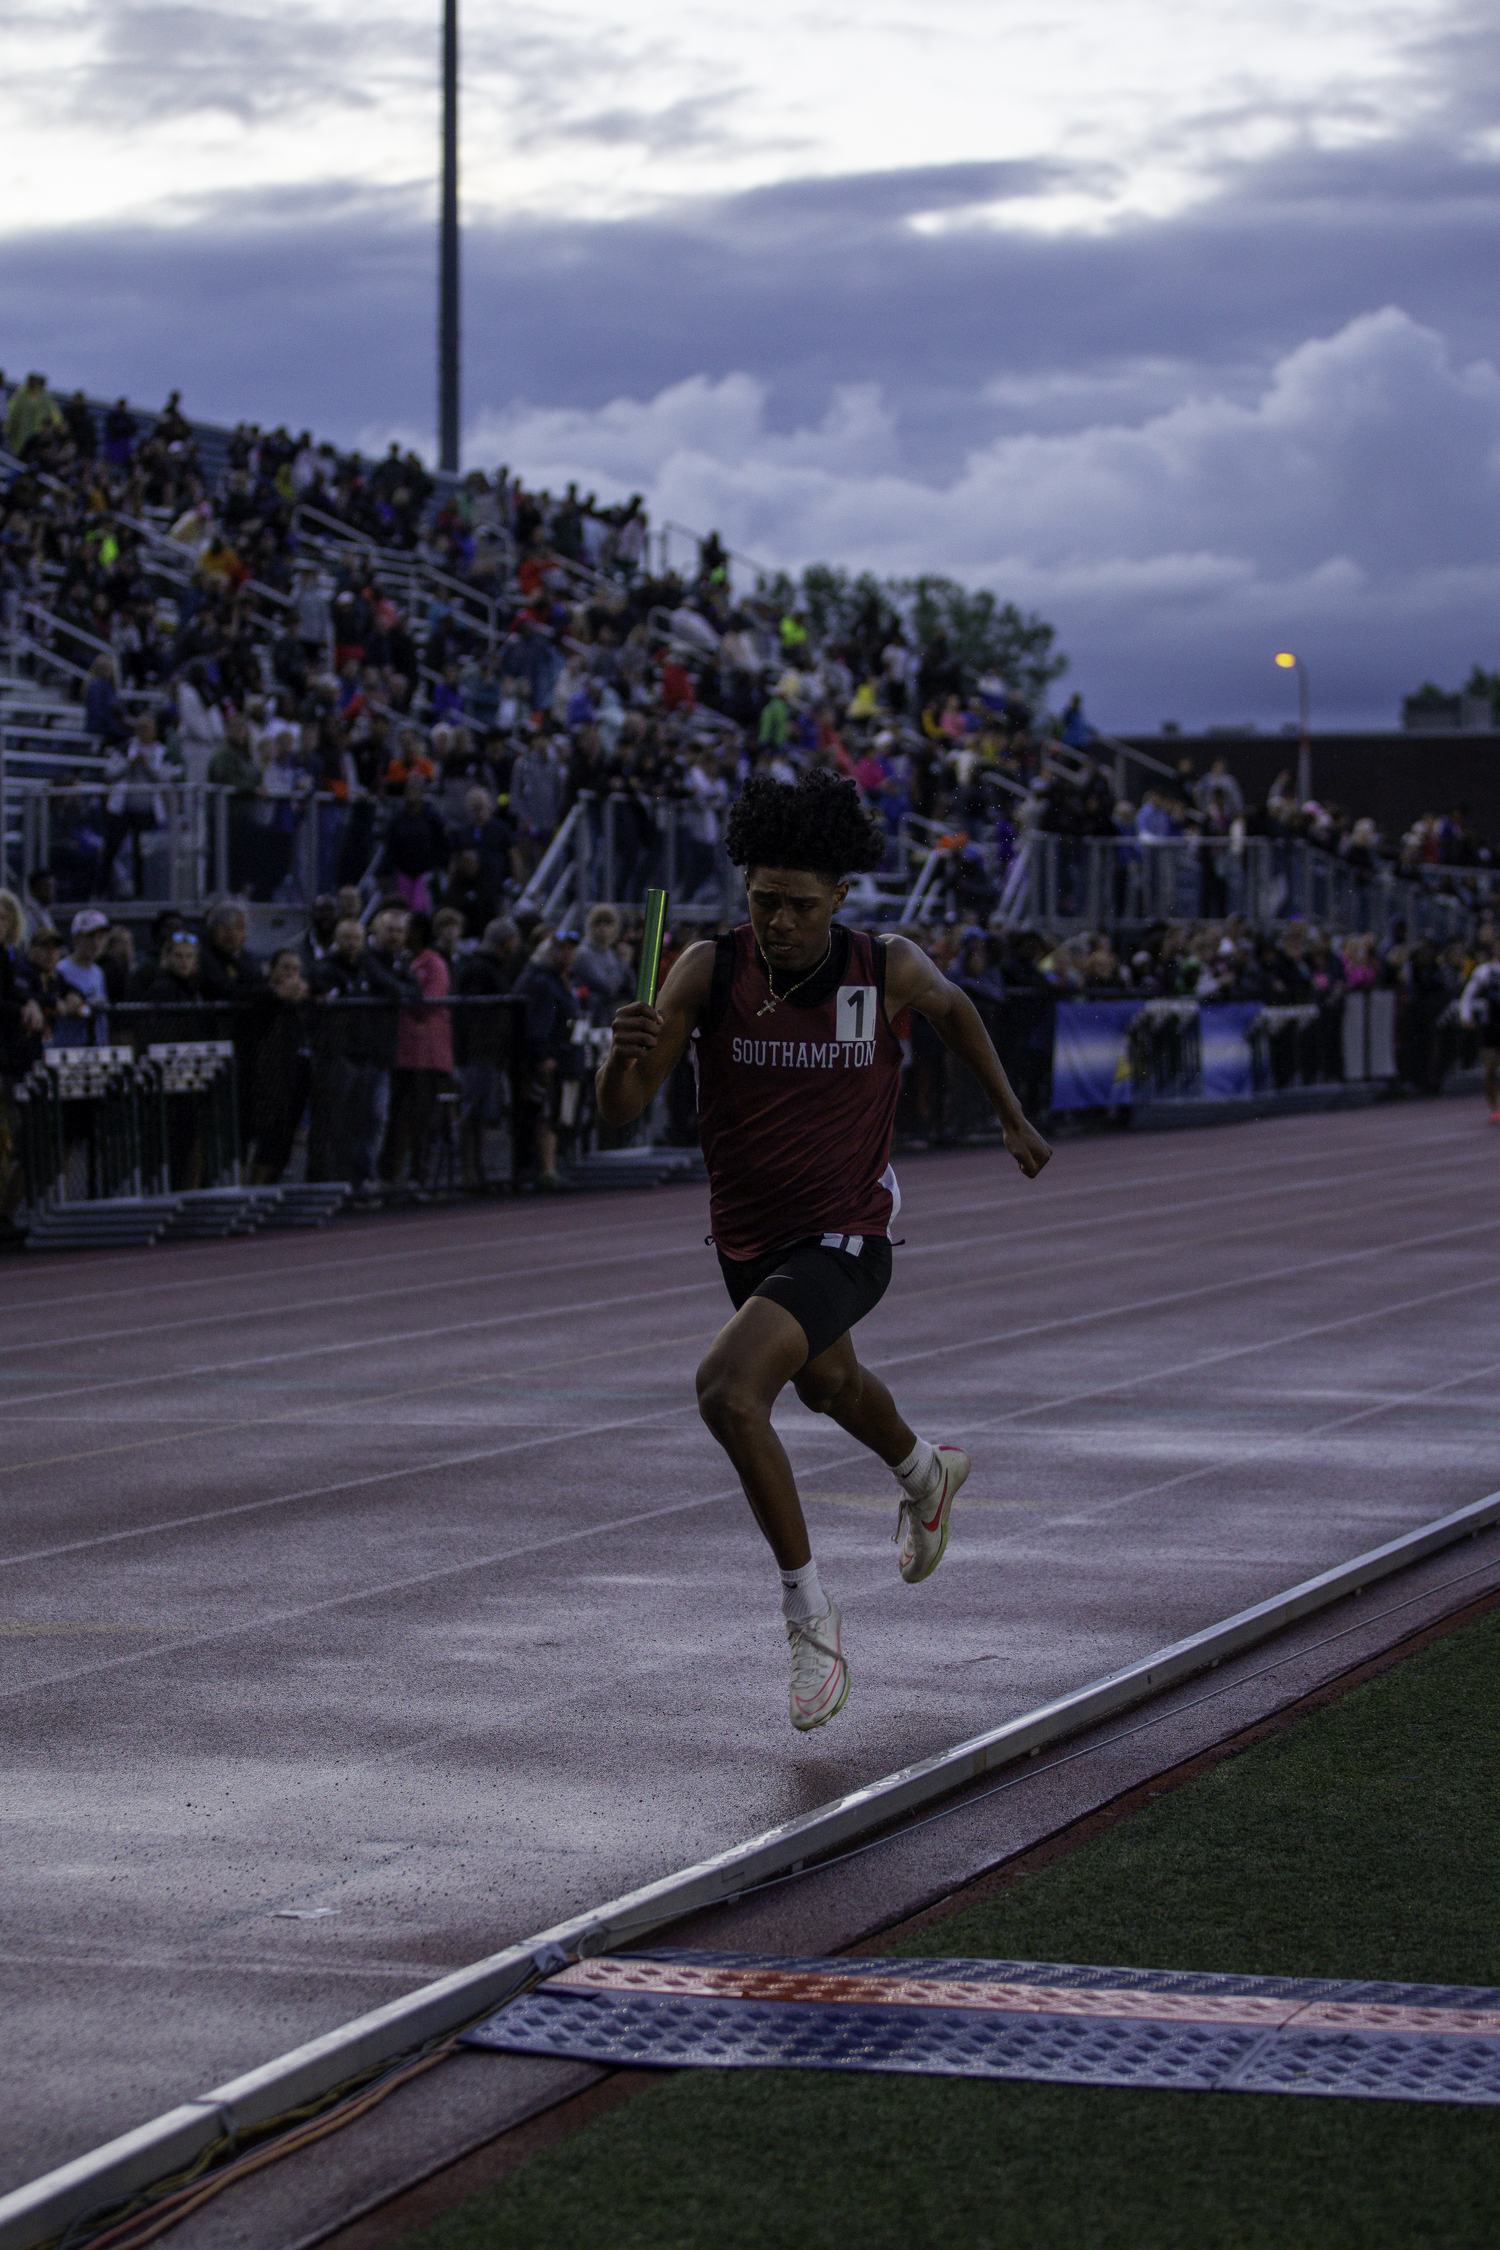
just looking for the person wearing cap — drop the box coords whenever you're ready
[53,910,112,1050]
[511,926,584,1189]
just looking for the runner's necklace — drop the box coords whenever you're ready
[756,936,832,1016]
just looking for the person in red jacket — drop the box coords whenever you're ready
[597,772,1051,1732]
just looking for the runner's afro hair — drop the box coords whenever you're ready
[724,769,885,882]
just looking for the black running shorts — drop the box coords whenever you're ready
[717,1234,893,1365]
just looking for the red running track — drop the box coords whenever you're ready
[1,1100,1498,2190]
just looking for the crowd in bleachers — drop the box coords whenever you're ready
[3,367,1496,972]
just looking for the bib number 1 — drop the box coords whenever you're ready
[836,985,878,1044]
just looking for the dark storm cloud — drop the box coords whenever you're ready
[7,124,1500,724]
[6,135,1496,457]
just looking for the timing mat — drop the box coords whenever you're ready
[465,1949,1500,2105]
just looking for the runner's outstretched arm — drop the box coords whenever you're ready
[882,935,1053,1178]
[596,941,715,1124]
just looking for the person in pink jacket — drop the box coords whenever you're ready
[382,911,456,1185]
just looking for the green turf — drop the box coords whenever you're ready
[400,1606,1500,2250]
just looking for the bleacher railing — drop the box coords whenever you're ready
[908,831,1486,943]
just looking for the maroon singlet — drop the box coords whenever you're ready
[694,923,903,1261]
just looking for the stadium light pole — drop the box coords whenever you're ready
[439,0,460,473]
[1275,651,1311,802]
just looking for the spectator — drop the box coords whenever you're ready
[308,918,369,1183]
[440,846,499,939]
[207,710,266,891]
[1458,943,1500,1125]
[5,371,62,459]
[509,732,566,872]
[53,909,112,1048]
[197,902,266,1004]
[102,398,137,468]
[361,901,418,1180]
[248,949,312,1183]
[307,908,411,1187]
[99,922,135,1004]
[512,926,583,1188]
[299,894,339,974]
[382,910,455,1186]
[574,905,632,1026]
[13,926,66,1063]
[1194,757,1244,824]
[0,889,47,1083]
[1,902,52,1221]
[682,747,728,903]
[175,660,226,784]
[294,566,332,669]
[101,714,172,897]
[84,655,125,746]
[22,868,58,944]
[198,901,267,1145]
[382,774,450,914]
[1135,789,1175,842]
[143,927,203,1005]
[455,914,522,1186]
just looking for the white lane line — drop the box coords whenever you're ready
[0,1136,1327,1309]
[6,1186,1496,1517]
[8,1241,1500,1583]
[8,1332,1500,1709]
[0,1457,814,1704]
[1015,1340,1500,1540]
[1,1194,722,1318]
[0,1398,734,1582]
[860,1213,1500,1378]
[3,1140,1489,1412]
[0,1320,712,1479]
[0,1278,722,1442]
[884,1270,1500,1442]
[8,1099,1480,1313]
[0,1236,710,1362]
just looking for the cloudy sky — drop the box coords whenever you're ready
[3,0,1497,727]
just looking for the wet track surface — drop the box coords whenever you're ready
[3,1102,1498,2191]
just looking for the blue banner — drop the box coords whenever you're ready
[1199,1002,1261,1102]
[1051,1001,1142,1109]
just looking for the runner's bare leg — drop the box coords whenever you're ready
[697,1306,915,1568]
[792,1331,916,1467]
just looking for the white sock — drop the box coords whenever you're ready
[779,1557,830,1623]
[894,1437,938,1496]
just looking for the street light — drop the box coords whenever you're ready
[1275,651,1310,803]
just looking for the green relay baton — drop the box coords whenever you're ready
[636,888,669,1008]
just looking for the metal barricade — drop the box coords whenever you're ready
[1127,1000,1202,1101]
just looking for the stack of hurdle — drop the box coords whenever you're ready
[13,1041,346,1250]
